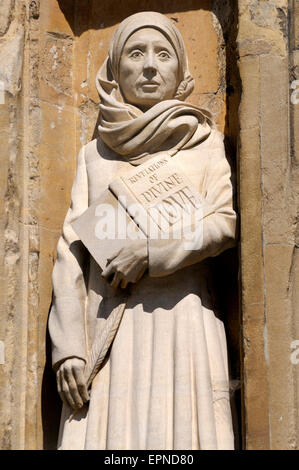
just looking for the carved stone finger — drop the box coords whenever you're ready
[101,262,115,282]
[120,278,129,289]
[56,369,62,394]
[57,369,69,406]
[63,365,83,409]
[72,366,89,403]
[110,271,122,289]
[60,366,78,409]
[106,249,121,266]
[59,371,75,409]
[135,264,147,282]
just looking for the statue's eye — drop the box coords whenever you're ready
[130,50,143,59]
[158,51,171,59]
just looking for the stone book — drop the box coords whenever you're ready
[72,154,205,271]
[72,188,146,271]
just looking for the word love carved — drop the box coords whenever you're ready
[114,155,202,230]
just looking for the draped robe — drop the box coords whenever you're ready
[49,129,236,449]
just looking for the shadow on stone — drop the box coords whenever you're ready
[41,311,62,450]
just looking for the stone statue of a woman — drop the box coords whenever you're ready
[49,11,237,450]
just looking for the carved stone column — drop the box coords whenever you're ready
[237,0,299,449]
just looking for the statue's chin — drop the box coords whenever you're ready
[127,95,174,112]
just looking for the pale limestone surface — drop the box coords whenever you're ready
[49,12,237,450]
[0,0,13,35]
[0,21,24,96]
[0,0,298,452]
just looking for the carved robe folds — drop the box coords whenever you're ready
[49,128,237,449]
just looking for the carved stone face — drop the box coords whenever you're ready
[118,27,180,110]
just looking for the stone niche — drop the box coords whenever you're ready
[40,0,241,450]
[1,0,298,452]
[0,0,241,450]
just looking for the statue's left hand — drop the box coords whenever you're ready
[101,239,148,289]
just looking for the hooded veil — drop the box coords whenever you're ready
[96,12,213,165]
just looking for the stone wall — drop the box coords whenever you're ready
[0,0,29,450]
[0,0,297,450]
[238,0,299,450]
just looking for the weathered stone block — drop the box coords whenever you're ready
[0,0,13,36]
[238,56,260,129]
[260,55,293,244]
[238,0,288,57]
[38,101,76,231]
[0,21,24,96]
[264,244,297,449]
[42,32,73,97]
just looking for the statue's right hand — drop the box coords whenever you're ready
[56,357,90,410]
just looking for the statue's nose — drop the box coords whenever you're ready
[143,52,157,73]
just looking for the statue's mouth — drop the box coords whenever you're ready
[140,81,160,91]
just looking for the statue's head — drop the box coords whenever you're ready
[106,12,194,110]
[118,27,180,111]
[96,12,212,161]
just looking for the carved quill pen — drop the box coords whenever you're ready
[69,295,128,421]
